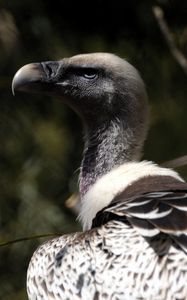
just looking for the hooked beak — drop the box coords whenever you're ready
[12,61,61,96]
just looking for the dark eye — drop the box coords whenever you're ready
[82,69,98,79]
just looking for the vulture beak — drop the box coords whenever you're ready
[12,61,61,96]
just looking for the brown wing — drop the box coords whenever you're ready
[92,176,187,253]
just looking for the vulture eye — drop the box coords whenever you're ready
[82,68,98,80]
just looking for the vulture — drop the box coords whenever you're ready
[12,53,187,300]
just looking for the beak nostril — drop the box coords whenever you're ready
[41,62,54,78]
[46,64,53,77]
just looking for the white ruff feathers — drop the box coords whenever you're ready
[79,161,183,230]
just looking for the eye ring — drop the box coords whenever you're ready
[82,68,98,80]
[83,73,97,79]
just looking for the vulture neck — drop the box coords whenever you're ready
[79,117,140,197]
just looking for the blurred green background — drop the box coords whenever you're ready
[0,0,187,299]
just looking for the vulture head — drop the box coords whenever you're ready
[12,53,149,198]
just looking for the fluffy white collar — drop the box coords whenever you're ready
[79,161,183,230]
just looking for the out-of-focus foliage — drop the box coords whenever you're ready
[0,0,187,299]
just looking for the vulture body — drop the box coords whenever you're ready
[12,53,187,300]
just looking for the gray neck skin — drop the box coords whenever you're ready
[79,117,142,197]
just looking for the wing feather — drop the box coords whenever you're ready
[97,186,187,252]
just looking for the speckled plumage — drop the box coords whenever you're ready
[27,220,187,300]
[26,173,187,300]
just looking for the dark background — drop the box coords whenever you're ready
[0,0,187,299]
